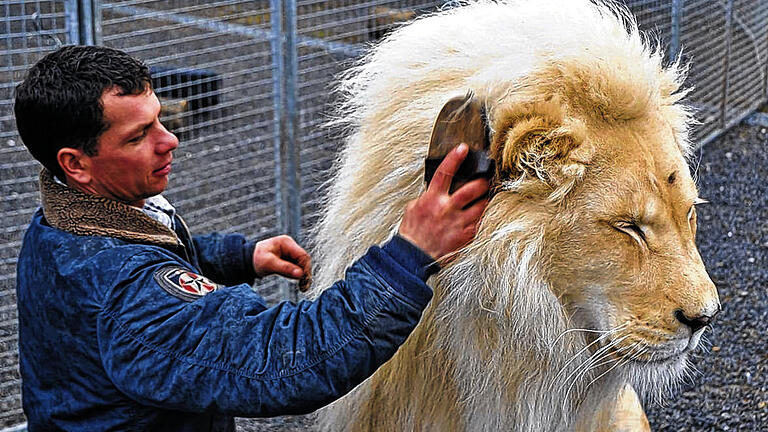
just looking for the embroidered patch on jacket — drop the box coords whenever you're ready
[153,266,221,302]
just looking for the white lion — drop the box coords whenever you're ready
[309,1,719,430]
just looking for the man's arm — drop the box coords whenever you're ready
[189,231,259,286]
[97,236,434,417]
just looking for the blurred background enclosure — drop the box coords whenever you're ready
[1,0,767,429]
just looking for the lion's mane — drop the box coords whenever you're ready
[309,1,690,430]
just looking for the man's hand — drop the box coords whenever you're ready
[252,235,312,291]
[399,143,490,260]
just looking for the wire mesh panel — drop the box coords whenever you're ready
[100,0,278,233]
[681,0,731,142]
[99,0,283,299]
[627,0,674,41]
[725,0,768,129]
[295,0,446,240]
[0,1,71,427]
[625,0,768,145]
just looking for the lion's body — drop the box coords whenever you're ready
[309,1,718,431]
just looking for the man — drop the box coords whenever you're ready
[13,45,489,431]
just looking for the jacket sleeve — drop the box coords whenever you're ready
[97,236,435,417]
[190,232,258,286]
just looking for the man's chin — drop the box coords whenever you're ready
[137,186,169,204]
[149,178,170,195]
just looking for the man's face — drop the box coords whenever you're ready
[85,87,178,207]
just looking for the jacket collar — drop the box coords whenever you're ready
[39,169,181,249]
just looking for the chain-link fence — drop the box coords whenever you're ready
[1,0,767,429]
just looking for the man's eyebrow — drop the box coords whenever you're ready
[125,121,153,138]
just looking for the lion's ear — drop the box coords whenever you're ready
[490,97,591,188]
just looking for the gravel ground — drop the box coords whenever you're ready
[235,121,768,431]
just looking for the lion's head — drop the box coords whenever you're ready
[471,58,720,393]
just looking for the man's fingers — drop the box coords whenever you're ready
[298,273,312,292]
[461,198,488,225]
[274,236,311,276]
[253,235,313,281]
[428,143,468,194]
[267,250,312,289]
[400,143,488,259]
[295,252,312,289]
[292,249,311,282]
[462,224,479,241]
[277,235,309,261]
[274,259,304,280]
[450,178,490,209]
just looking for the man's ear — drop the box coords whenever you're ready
[490,97,592,187]
[57,147,92,185]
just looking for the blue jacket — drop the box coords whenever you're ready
[16,171,435,431]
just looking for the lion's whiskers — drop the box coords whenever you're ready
[550,323,629,387]
[561,340,646,412]
[560,335,632,402]
[550,322,629,349]
[583,342,645,391]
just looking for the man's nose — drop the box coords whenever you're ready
[156,124,179,153]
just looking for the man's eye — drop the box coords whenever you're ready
[129,130,148,143]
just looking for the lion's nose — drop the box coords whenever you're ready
[674,308,719,333]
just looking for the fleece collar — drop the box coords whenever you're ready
[39,169,181,249]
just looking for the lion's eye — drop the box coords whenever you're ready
[614,220,647,247]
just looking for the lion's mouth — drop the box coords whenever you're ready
[627,350,687,365]
[597,337,690,366]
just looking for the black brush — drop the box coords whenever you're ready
[424,92,495,193]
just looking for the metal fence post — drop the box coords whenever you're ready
[285,0,300,248]
[79,0,93,45]
[764,4,768,99]
[91,0,102,46]
[669,0,683,64]
[64,0,80,45]
[720,0,735,129]
[65,0,100,45]
[271,0,301,301]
